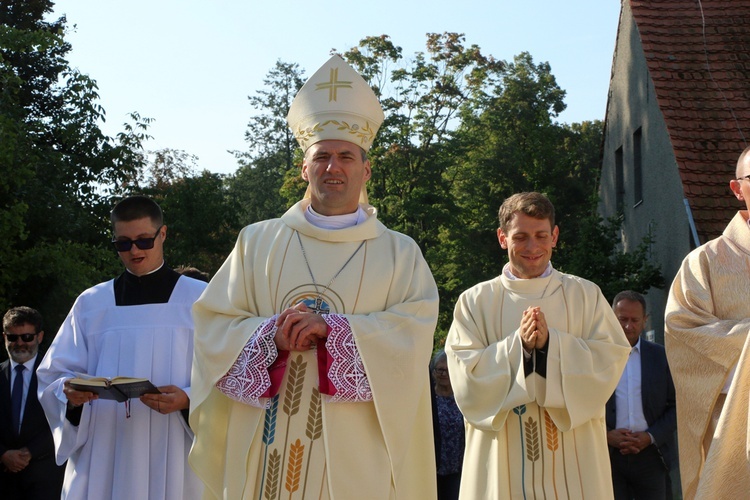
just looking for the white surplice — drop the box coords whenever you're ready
[190,199,440,499]
[37,276,206,500]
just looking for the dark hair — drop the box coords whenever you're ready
[3,306,43,333]
[498,192,555,231]
[612,290,647,315]
[175,265,210,283]
[110,195,163,228]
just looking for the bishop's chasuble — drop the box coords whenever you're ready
[446,270,630,499]
[190,199,439,499]
[666,211,750,500]
[37,269,206,500]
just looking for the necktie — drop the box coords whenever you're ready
[11,364,25,433]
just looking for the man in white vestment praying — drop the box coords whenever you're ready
[446,191,630,499]
[37,195,206,499]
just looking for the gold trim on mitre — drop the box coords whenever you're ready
[287,55,385,152]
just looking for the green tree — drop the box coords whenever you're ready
[229,60,305,225]
[0,0,150,334]
[344,34,505,248]
[563,214,665,302]
[139,149,241,276]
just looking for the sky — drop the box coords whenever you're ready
[50,0,623,175]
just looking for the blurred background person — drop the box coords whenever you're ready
[1,307,64,499]
[175,265,210,283]
[432,350,464,500]
[606,291,677,500]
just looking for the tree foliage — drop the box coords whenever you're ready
[563,214,665,302]
[0,0,150,334]
[228,60,305,225]
[137,149,241,276]
[225,33,663,341]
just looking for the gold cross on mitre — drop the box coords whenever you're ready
[315,67,353,102]
[286,55,385,152]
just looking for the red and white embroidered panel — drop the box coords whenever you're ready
[325,314,372,402]
[215,315,278,408]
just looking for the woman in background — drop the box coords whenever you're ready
[431,350,465,500]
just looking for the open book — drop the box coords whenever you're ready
[68,375,160,403]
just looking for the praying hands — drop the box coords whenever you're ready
[274,302,329,351]
[520,306,549,351]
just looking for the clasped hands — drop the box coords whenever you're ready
[63,380,189,415]
[607,429,652,455]
[1,447,30,473]
[520,306,548,351]
[274,302,328,352]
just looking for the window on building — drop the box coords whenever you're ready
[633,127,643,207]
[615,146,624,214]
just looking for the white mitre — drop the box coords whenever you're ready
[287,55,385,152]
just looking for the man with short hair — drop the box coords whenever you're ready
[190,55,439,499]
[446,191,630,499]
[665,145,750,499]
[37,195,206,499]
[606,290,676,500]
[1,307,64,499]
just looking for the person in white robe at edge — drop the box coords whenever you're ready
[445,191,630,499]
[36,195,206,499]
[665,145,750,499]
[189,55,440,499]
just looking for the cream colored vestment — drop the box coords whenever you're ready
[666,211,750,500]
[446,270,630,499]
[190,200,439,499]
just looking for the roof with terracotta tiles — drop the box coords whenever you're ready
[629,0,750,243]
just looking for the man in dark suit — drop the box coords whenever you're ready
[1,307,64,499]
[606,291,677,500]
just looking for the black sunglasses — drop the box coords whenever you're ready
[111,225,163,252]
[4,333,37,343]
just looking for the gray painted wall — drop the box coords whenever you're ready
[599,3,693,342]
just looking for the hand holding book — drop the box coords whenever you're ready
[66,375,159,403]
[64,376,188,416]
[139,385,190,414]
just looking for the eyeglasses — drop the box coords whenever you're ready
[3,333,37,343]
[111,225,163,252]
[433,368,449,376]
[737,174,750,182]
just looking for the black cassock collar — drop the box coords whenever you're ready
[113,264,180,306]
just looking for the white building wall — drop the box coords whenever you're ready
[599,2,693,341]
